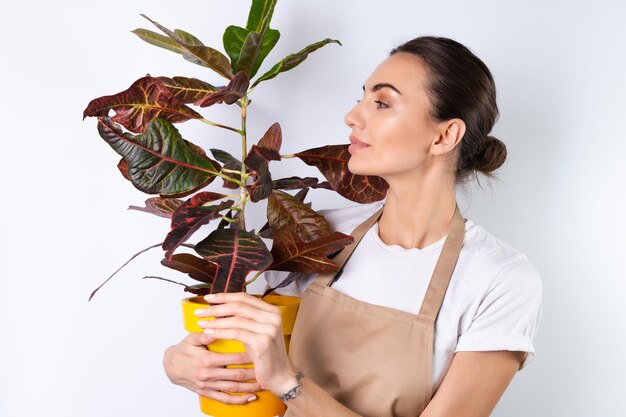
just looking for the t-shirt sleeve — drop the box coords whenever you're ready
[455,255,542,369]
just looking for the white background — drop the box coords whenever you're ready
[1,0,624,416]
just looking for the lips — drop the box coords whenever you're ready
[349,136,369,146]
[348,136,370,154]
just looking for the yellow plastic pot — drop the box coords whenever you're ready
[181,294,301,417]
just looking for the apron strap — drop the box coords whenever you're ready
[315,205,385,287]
[314,204,465,323]
[417,206,465,322]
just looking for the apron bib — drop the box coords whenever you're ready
[285,205,465,417]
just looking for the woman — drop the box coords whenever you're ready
[163,36,542,417]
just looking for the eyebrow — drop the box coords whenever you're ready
[362,83,402,95]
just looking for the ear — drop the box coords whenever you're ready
[431,118,466,156]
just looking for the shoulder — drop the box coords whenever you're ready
[460,220,542,292]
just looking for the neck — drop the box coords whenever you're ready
[378,168,457,250]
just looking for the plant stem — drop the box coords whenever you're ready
[280,153,297,158]
[245,270,264,286]
[200,118,242,134]
[238,97,250,231]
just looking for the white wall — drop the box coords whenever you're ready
[1,0,624,416]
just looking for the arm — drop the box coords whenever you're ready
[420,351,526,417]
[196,292,364,416]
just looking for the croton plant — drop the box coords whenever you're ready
[84,0,388,298]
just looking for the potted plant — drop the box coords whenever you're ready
[83,0,388,415]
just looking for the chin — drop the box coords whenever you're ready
[348,158,377,177]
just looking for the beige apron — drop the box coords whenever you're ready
[285,205,465,417]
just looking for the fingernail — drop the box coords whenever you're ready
[194,309,205,316]
[204,294,215,301]
[247,395,257,402]
[204,328,214,334]
[197,320,209,327]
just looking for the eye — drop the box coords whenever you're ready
[374,100,389,109]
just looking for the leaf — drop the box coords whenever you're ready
[194,229,273,293]
[211,149,242,166]
[163,194,233,258]
[184,283,214,296]
[267,190,331,242]
[195,71,250,107]
[128,197,184,218]
[258,122,282,151]
[161,253,218,284]
[252,38,341,87]
[96,117,220,197]
[141,14,234,79]
[268,228,353,273]
[223,0,280,77]
[84,76,202,134]
[259,188,310,239]
[246,0,277,32]
[243,123,282,203]
[295,144,389,203]
[272,176,333,191]
[158,76,219,103]
[132,29,186,54]
[117,158,132,181]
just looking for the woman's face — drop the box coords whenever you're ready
[344,52,443,180]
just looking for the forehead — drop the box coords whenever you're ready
[364,52,430,96]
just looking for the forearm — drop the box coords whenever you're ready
[279,376,362,417]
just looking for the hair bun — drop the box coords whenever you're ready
[475,135,507,174]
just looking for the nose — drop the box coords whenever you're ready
[344,101,363,129]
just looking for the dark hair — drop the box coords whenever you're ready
[390,36,506,182]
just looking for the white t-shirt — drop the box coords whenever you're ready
[264,201,542,392]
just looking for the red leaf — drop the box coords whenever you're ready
[195,71,250,107]
[161,253,217,284]
[267,190,330,243]
[163,193,233,258]
[295,144,389,203]
[194,229,272,293]
[268,228,353,273]
[128,197,184,218]
[84,76,202,133]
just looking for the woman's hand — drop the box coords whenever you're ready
[163,332,261,404]
[196,292,299,396]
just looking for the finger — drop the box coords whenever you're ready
[205,292,277,314]
[202,351,253,367]
[206,366,258,383]
[200,316,276,337]
[198,302,280,326]
[185,332,217,347]
[206,380,262,393]
[202,327,269,348]
[198,390,257,405]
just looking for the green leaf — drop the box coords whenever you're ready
[246,0,277,32]
[132,29,186,54]
[83,76,201,134]
[141,14,234,79]
[252,38,341,87]
[223,25,249,71]
[222,0,280,78]
[173,29,204,46]
[96,117,220,197]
